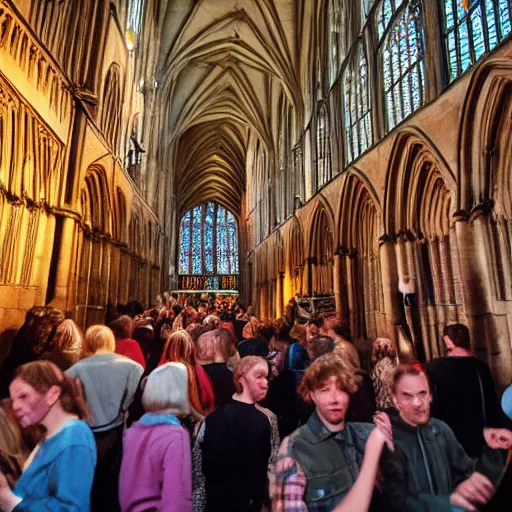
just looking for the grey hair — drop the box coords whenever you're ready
[142,362,190,417]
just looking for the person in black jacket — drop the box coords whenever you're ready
[426,323,506,457]
[380,363,508,512]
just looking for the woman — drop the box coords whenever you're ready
[41,319,83,371]
[66,325,144,511]
[119,363,192,511]
[0,361,96,511]
[159,330,214,418]
[370,337,398,410]
[0,402,27,488]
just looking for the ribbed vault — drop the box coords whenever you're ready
[157,0,302,216]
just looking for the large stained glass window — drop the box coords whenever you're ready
[378,0,425,131]
[344,40,373,163]
[178,202,239,278]
[443,1,512,82]
[316,103,332,189]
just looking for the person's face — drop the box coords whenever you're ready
[443,335,456,355]
[320,316,336,336]
[394,373,432,427]
[155,296,163,309]
[9,378,58,428]
[310,376,350,429]
[240,362,269,403]
[306,323,318,344]
[160,324,172,341]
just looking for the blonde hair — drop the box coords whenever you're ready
[0,406,26,459]
[52,319,83,361]
[233,356,267,394]
[142,363,190,417]
[196,331,217,363]
[82,325,115,357]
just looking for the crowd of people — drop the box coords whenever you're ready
[0,292,511,511]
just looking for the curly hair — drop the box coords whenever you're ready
[298,354,360,403]
[371,337,396,366]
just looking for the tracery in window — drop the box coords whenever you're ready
[364,0,376,17]
[378,0,425,130]
[328,0,342,86]
[344,41,373,163]
[443,0,512,82]
[316,103,332,189]
[178,202,239,277]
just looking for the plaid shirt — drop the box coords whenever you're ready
[270,437,308,511]
[270,412,372,512]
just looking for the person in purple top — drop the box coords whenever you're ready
[119,362,192,512]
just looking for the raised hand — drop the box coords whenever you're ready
[484,428,512,450]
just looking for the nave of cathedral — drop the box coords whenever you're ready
[1,0,512,389]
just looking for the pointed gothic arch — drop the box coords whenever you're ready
[76,165,112,329]
[288,216,306,298]
[385,129,462,361]
[459,59,512,303]
[338,169,383,338]
[100,63,123,154]
[308,200,335,296]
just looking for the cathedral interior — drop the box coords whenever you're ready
[1,0,512,388]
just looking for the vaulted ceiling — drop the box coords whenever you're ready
[156,0,306,217]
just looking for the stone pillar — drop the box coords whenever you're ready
[49,215,77,311]
[277,271,285,317]
[455,214,512,389]
[31,212,53,304]
[333,252,343,321]
[379,240,401,342]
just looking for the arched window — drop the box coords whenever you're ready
[316,103,332,189]
[363,0,375,17]
[443,1,512,82]
[377,0,425,131]
[344,40,372,163]
[100,65,122,153]
[179,202,239,278]
[327,0,342,86]
[125,0,144,50]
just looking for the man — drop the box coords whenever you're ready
[271,355,380,511]
[380,363,508,512]
[200,356,279,511]
[319,315,361,369]
[426,323,505,456]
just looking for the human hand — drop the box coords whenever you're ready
[450,490,477,511]
[484,428,512,450]
[452,472,494,508]
[373,411,394,451]
[0,472,21,511]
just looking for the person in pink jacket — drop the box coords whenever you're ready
[119,362,192,512]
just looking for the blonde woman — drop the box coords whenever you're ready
[41,319,83,370]
[66,325,144,511]
[370,337,398,410]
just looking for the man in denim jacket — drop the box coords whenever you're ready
[271,355,379,511]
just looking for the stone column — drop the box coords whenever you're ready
[455,213,512,389]
[379,239,401,342]
[333,252,343,321]
[48,215,77,311]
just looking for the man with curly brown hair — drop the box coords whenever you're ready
[270,355,384,512]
